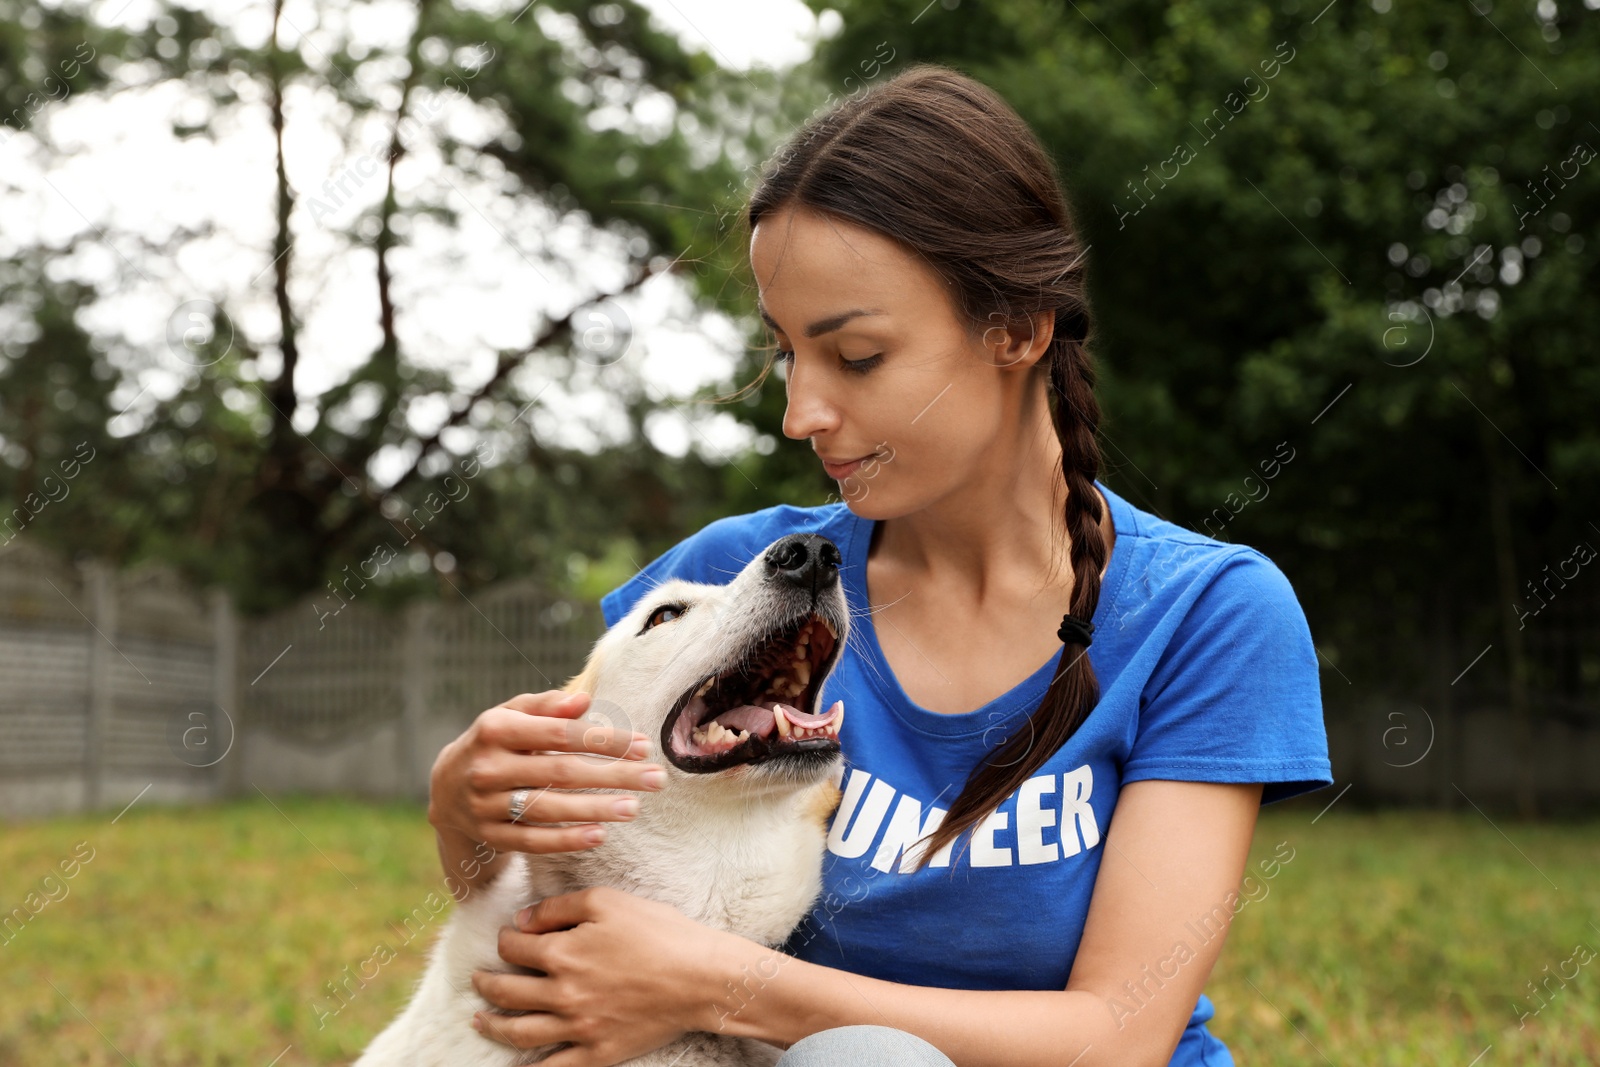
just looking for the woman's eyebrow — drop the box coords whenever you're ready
[758,303,887,338]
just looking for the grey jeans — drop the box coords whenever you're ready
[773,1024,957,1066]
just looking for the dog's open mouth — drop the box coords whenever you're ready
[661,612,844,773]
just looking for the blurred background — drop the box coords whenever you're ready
[1,0,1596,1063]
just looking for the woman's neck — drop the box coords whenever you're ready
[869,403,1112,608]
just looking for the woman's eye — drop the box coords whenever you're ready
[645,604,686,629]
[775,349,882,375]
[841,353,883,374]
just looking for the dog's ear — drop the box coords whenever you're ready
[561,640,608,696]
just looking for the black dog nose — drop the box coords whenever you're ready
[764,533,841,599]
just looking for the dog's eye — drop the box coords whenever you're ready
[643,603,688,630]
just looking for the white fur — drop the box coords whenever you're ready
[355,538,850,1066]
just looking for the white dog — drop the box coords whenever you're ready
[355,533,851,1066]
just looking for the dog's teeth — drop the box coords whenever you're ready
[773,707,792,739]
[822,619,837,638]
[695,679,713,697]
[795,661,811,686]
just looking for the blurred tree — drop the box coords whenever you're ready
[0,0,810,613]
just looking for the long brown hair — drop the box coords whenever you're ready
[723,63,1107,872]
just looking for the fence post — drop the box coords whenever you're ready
[1430,584,1458,809]
[81,559,116,812]
[400,602,435,801]
[211,588,242,797]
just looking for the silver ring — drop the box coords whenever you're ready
[508,787,533,824]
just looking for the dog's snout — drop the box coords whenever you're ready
[764,533,841,599]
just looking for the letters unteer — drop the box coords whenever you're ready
[827,765,1102,873]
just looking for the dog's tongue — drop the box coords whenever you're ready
[708,702,779,735]
[672,692,848,760]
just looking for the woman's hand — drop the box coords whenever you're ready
[470,886,755,1067]
[428,690,667,894]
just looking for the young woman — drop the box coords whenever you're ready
[424,63,1332,1067]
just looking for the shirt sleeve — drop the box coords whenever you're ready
[1121,547,1334,805]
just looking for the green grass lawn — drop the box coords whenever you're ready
[1,797,1595,1065]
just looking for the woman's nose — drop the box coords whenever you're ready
[780,363,841,440]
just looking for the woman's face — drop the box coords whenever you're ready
[749,205,1047,515]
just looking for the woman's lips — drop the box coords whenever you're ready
[822,455,870,479]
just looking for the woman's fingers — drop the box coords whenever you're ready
[433,689,670,865]
[476,821,615,856]
[472,968,558,1012]
[473,1008,569,1051]
[475,786,644,827]
[495,925,554,971]
[468,750,666,797]
[499,690,590,719]
[487,694,644,761]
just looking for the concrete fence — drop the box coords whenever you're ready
[0,541,602,820]
[1324,697,1600,813]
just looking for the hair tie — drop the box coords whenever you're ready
[1057,613,1095,647]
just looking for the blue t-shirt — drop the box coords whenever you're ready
[599,480,1333,1065]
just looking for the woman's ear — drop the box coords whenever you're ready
[981,310,1054,370]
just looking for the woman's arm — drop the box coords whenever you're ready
[475,779,1262,1067]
